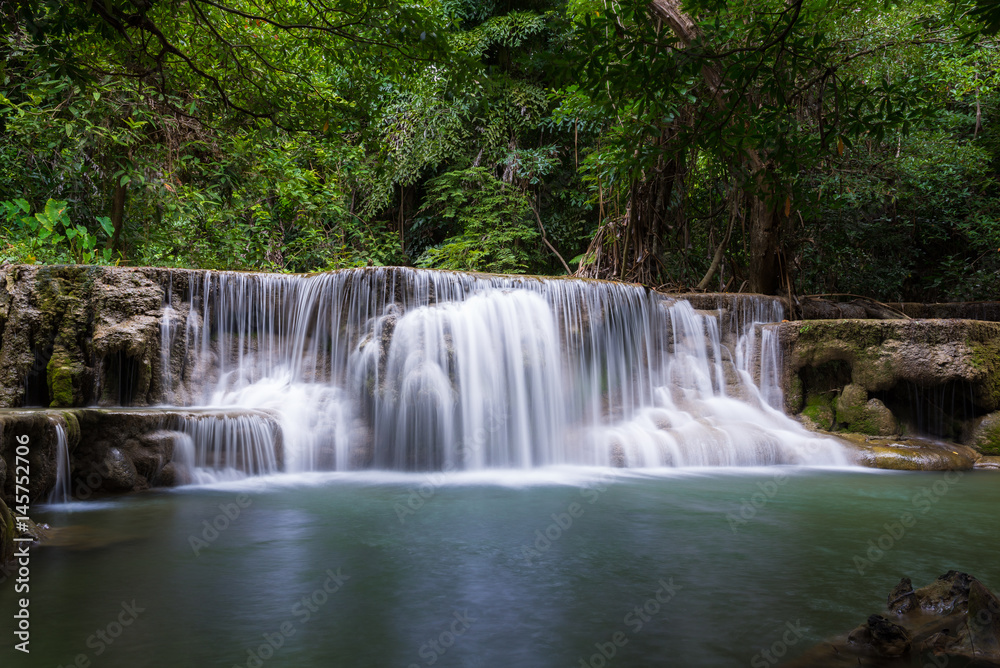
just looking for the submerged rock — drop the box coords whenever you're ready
[976,456,1000,470]
[786,572,1000,667]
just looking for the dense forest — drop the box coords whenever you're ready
[2,0,1000,299]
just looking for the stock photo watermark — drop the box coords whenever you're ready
[726,470,789,533]
[520,469,624,565]
[853,471,962,575]
[407,609,478,667]
[749,620,807,667]
[55,600,146,668]
[189,493,252,556]
[577,578,682,668]
[11,432,32,654]
[232,567,350,668]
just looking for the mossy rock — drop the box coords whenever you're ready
[786,373,804,414]
[800,402,835,431]
[838,433,979,470]
[46,345,85,407]
[835,384,898,436]
[779,319,1000,414]
[968,412,1000,455]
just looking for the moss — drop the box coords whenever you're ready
[801,402,834,431]
[786,373,804,413]
[967,338,1000,411]
[59,410,82,446]
[835,384,897,436]
[46,348,78,407]
[970,413,1000,455]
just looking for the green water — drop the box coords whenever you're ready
[2,468,998,668]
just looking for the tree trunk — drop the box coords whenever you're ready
[747,193,781,294]
[651,0,786,294]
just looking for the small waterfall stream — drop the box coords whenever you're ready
[154,268,844,478]
[46,423,71,503]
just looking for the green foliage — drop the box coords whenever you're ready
[2,198,114,264]
[2,0,1000,303]
[417,167,539,273]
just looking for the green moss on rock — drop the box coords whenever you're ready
[801,402,834,431]
[46,346,82,407]
[835,384,898,436]
[968,412,1000,455]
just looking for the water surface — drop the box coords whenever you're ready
[4,468,997,668]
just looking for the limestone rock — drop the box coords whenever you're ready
[835,384,898,436]
[976,455,1000,469]
[776,319,1000,417]
[101,446,138,492]
[838,434,979,470]
[969,412,1000,455]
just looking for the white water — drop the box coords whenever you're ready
[47,423,71,503]
[155,268,845,478]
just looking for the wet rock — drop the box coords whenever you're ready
[776,319,1000,417]
[969,412,1000,455]
[610,442,626,467]
[968,579,1000,654]
[787,573,1000,667]
[0,265,167,408]
[975,455,1000,470]
[914,570,973,614]
[887,578,918,615]
[799,398,834,431]
[102,447,138,492]
[0,410,64,501]
[847,614,911,657]
[837,433,979,470]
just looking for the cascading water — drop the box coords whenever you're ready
[155,268,846,478]
[47,423,71,503]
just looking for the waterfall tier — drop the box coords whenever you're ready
[156,268,844,472]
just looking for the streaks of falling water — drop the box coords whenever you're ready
[156,268,847,473]
[47,422,71,503]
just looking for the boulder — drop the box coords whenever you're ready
[837,434,979,470]
[846,614,911,658]
[969,412,1000,455]
[835,384,898,436]
[787,572,1000,667]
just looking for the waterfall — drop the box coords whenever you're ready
[156,268,845,473]
[47,423,71,503]
[171,412,283,483]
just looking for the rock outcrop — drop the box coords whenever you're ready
[787,572,1000,667]
[0,408,283,507]
[0,265,202,408]
[775,319,1000,451]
